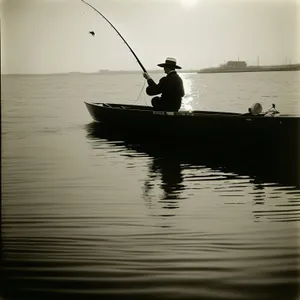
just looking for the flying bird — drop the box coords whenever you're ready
[89,31,95,36]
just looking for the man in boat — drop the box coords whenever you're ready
[143,57,185,111]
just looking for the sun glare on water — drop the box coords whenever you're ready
[180,0,198,8]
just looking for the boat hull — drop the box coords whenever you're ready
[85,102,299,143]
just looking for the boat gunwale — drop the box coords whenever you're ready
[85,102,248,116]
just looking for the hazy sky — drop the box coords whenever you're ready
[1,0,299,74]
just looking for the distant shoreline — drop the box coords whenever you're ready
[198,63,300,74]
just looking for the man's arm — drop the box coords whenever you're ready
[146,78,164,96]
[143,72,165,96]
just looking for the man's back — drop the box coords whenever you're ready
[160,71,185,101]
[146,71,185,111]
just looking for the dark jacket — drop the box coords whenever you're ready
[146,71,185,111]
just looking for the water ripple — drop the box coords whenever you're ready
[2,73,300,300]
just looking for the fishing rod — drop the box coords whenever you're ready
[81,0,147,73]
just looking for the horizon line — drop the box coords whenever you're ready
[1,69,200,76]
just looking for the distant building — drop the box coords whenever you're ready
[221,61,247,69]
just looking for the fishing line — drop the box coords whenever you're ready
[133,79,149,106]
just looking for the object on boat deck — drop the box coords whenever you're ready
[264,103,280,117]
[249,102,263,115]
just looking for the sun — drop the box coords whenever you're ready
[180,0,198,8]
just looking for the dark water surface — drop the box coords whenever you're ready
[2,72,300,300]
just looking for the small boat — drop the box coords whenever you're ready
[85,102,299,143]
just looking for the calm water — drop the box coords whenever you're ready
[2,71,300,300]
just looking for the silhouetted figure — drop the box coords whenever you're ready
[143,57,185,112]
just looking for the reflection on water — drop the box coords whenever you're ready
[2,121,299,300]
[85,122,299,197]
[143,156,184,201]
[181,74,199,111]
[85,122,300,226]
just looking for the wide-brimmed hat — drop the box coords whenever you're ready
[157,57,182,69]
